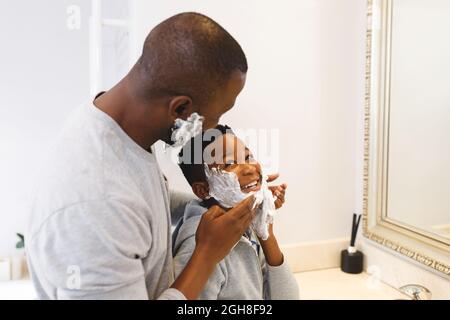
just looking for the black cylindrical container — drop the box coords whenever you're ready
[340,249,363,274]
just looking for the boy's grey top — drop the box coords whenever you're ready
[173,200,299,300]
[26,101,186,300]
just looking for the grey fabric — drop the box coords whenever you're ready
[169,190,195,227]
[26,101,185,300]
[173,200,299,300]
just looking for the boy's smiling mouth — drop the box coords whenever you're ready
[240,176,262,193]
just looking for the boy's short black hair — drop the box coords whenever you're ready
[179,124,234,185]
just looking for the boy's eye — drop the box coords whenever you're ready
[222,154,255,168]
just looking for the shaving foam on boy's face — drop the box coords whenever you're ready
[204,166,251,209]
[202,134,276,240]
[204,165,276,240]
[203,134,263,192]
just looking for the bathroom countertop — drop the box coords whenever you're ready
[294,268,409,300]
[0,279,36,300]
[1,268,409,300]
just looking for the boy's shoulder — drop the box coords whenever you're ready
[172,199,207,253]
[183,199,208,220]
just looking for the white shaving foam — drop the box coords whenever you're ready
[170,112,204,148]
[204,165,276,240]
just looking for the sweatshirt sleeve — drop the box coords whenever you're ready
[27,199,186,300]
[27,200,153,300]
[260,252,300,300]
[173,233,226,300]
[157,288,186,300]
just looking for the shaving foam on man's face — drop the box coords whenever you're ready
[169,112,204,148]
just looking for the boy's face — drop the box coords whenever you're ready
[205,133,262,193]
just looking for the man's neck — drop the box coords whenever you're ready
[93,80,161,150]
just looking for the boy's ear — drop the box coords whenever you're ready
[191,181,210,199]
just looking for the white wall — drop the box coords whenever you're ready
[0,0,90,258]
[132,0,368,245]
[0,0,130,258]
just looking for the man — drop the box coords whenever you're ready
[26,12,263,300]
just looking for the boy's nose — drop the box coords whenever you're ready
[241,163,259,176]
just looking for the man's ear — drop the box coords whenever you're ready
[191,181,210,200]
[168,95,193,121]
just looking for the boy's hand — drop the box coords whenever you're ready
[194,195,256,264]
[270,183,286,209]
[266,174,287,209]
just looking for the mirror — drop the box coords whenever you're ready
[364,0,450,277]
[387,0,450,242]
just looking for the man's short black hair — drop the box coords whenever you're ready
[134,12,248,106]
[179,124,234,185]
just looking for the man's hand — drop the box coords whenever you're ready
[195,195,256,263]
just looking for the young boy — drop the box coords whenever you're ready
[173,125,299,300]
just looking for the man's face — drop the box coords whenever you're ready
[160,70,246,146]
[199,70,246,130]
[205,133,262,194]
